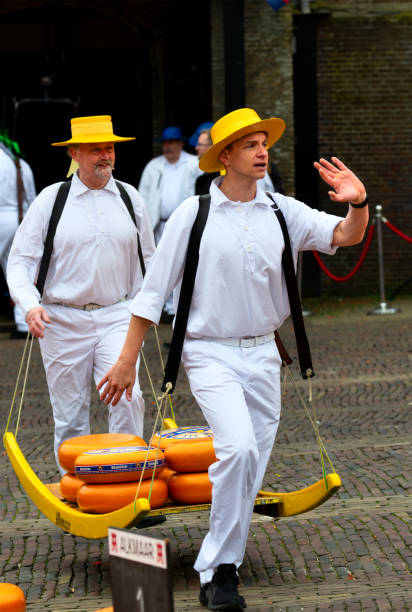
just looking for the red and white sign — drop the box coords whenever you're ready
[108,528,168,569]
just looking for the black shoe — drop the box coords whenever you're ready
[10,328,28,339]
[163,342,172,349]
[199,564,246,610]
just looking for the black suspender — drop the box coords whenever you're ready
[265,192,314,380]
[161,192,314,394]
[36,179,146,297]
[162,194,211,392]
[115,181,146,277]
[36,181,71,296]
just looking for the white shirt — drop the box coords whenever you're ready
[7,172,155,317]
[130,178,342,338]
[0,145,36,215]
[160,158,188,220]
[138,150,201,229]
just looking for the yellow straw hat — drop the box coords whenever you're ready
[199,108,285,173]
[51,115,135,146]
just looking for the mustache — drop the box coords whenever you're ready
[95,160,114,169]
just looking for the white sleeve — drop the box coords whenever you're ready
[137,162,151,207]
[138,159,162,229]
[274,194,343,256]
[21,159,37,213]
[129,196,199,324]
[7,185,59,317]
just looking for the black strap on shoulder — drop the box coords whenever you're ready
[115,181,146,277]
[161,194,211,392]
[36,179,147,298]
[36,181,71,297]
[266,192,314,379]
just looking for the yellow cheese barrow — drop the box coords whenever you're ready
[4,430,341,540]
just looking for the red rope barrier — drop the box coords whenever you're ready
[312,223,375,282]
[383,220,412,244]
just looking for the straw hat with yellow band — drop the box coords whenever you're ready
[199,108,286,173]
[51,115,135,146]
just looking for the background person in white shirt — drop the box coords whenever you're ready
[138,125,200,320]
[7,115,155,474]
[98,108,369,611]
[0,141,36,338]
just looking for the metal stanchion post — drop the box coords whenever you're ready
[297,252,312,317]
[368,204,399,315]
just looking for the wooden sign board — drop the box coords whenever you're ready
[108,527,174,611]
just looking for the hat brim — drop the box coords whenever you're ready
[198,118,285,173]
[51,135,135,146]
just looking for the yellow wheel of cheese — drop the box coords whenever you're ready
[150,426,213,450]
[164,439,216,473]
[0,584,26,611]
[168,472,212,504]
[60,472,84,503]
[74,446,165,483]
[58,433,146,473]
[77,478,168,513]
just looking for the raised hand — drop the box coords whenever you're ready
[314,157,366,205]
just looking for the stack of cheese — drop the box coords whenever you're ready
[150,426,216,504]
[58,433,168,513]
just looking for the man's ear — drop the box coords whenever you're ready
[69,147,79,162]
[219,148,230,167]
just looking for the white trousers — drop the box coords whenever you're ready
[182,337,281,585]
[39,301,145,474]
[0,211,28,332]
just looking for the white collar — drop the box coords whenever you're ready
[70,171,119,196]
[210,176,275,209]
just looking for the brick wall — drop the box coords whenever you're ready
[318,11,412,294]
[244,0,295,195]
[316,11,412,295]
[208,0,412,296]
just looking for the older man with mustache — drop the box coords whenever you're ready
[7,116,155,473]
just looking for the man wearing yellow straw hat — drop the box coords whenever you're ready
[7,115,155,473]
[98,107,368,610]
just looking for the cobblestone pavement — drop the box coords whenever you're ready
[1,296,411,611]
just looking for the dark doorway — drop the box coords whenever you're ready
[1,4,152,191]
[0,1,212,192]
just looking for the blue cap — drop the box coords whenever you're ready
[188,121,214,148]
[160,126,185,141]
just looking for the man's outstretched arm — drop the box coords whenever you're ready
[314,156,368,247]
